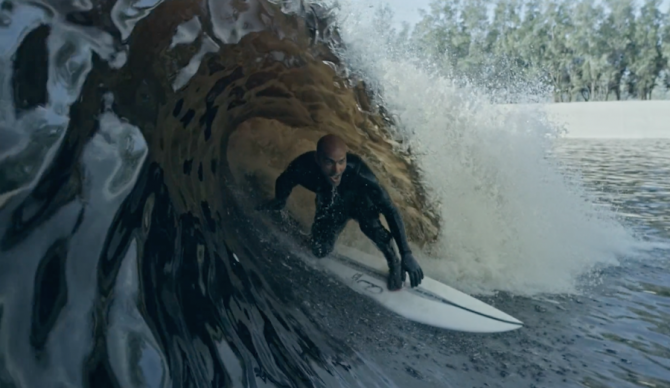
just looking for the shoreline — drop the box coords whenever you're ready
[498,100,670,139]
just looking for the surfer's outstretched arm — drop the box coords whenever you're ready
[274,161,301,204]
[257,157,302,211]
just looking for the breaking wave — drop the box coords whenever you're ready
[0,0,636,387]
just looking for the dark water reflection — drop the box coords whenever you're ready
[0,155,395,387]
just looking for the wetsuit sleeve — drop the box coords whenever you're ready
[365,176,413,255]
[273,156,304,203]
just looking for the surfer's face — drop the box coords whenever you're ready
[317,149,347,186]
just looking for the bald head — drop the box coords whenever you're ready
[316,134,348,157]
[315,134,348,186]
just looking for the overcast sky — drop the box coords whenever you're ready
[379,0,670,29]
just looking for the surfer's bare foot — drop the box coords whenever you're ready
[387,266,403,291]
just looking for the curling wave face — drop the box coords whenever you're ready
[0,0,439,386]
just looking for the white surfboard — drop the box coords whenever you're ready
[317,246,523,333]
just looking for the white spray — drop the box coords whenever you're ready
[329,0,637,296]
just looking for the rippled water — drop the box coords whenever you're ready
[545,139,670,388]
[555,139,670,243]
[1,0,670,386]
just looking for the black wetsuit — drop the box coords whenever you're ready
[272,151,412,265]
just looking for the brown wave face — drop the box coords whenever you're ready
[0,0,438,386]
[110,0,440,246]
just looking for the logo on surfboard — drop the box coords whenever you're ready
[351,273,383,294]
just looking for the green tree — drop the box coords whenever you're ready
[599,0,636,100]
[663,9,670,93]
[412,0,462,73]
[568,0,608,101]
[409,0,670,101]
[454,0,490,79]
[629,0,666,99]
[541,0,574,102]
[515,0,547,77]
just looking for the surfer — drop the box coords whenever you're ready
[257,134,424,291]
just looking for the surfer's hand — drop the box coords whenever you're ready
[387,264,402,291]
[401,253,423,288]
[255,199,286,212]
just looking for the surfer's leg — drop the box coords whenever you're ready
[358,217,403,291]
[310,218,348,257]
[310,201,349,258]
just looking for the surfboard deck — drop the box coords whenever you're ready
[317,246,523,333]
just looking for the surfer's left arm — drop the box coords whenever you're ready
[365,176,424,287]
[257,155,303,211]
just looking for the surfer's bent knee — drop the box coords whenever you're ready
[311,240,333,258]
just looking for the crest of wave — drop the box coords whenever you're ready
[327,0,637,296]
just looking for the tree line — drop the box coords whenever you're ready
[372,0,670,103]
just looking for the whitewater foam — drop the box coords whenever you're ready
[330,1,637,297]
